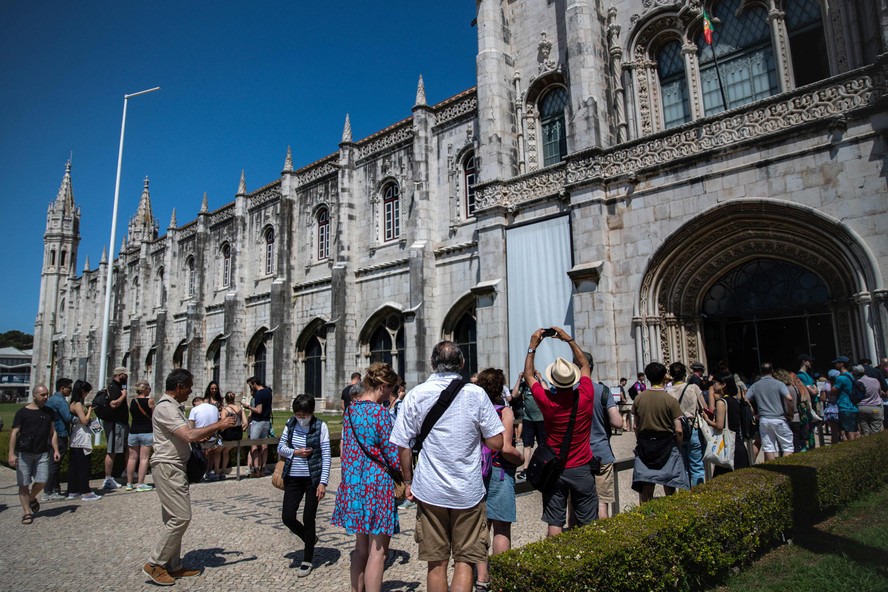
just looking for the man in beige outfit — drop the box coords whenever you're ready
[142,369,235,586]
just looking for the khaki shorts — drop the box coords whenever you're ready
[415,499,488,564]
[595,462,615,504]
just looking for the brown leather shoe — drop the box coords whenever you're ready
[142,563,175,586]
[168,566,201,578]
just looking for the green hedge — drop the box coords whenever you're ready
[490,430,888,592]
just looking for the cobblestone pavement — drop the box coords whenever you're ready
[0,434,642,591]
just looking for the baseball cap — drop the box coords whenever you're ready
[830,356,850,364]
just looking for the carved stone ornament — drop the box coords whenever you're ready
[249,185,282,209]
[358,121,415,160]
[538,32,556,73]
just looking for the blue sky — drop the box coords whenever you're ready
[0,1,478,334]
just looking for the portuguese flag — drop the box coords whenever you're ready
[702,8,714,45]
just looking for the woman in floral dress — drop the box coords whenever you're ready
[332,362,400,592]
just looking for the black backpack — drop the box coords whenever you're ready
[91,389,112,421]
[850,380,867,406]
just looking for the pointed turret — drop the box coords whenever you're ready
[283,146,294,173]
[237,170,247,196]
[127,176,159,244]
[200,192,209,213]
[415,74,427,107]
[83,256,90,272]
[341,113,353,144]
[101,246,108,264]
[169,208,177,229]
[54,160,76,213]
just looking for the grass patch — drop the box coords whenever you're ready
[711,485,888,592]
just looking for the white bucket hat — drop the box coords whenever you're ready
[545,357,581,389]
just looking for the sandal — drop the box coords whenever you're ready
[21,513,34,525]
[29,499,40,514]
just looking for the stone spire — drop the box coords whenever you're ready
[341,113,352,144]
[237,170,247,196]
[283,146,294,173]
[169,208,177,229]
[83,256,90,272]
[415,74,426,107]
[101,246,107,264]
[127,176,159,244]
[120,236,127,255]
[200,192,209,213]
[54,160,76,213]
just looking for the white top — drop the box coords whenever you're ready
[390,372,504,509]
[277,420,332,485]
[188,403,219,428]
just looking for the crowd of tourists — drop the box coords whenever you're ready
[8,334,887,590]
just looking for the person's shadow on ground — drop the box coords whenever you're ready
[382,580,421,592]
[286,547,342,568]
[183,547,257,568]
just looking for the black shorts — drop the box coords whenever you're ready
[521,420,547,448]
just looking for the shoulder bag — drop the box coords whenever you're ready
[700,399,735,469]
[411,378,466,461]
[271,417,298,491]
[349,406,406,501]
[526,390,579,492]
[158,399,208,483]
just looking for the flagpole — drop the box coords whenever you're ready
[710,38,729,112]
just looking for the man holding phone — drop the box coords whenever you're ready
[524,327,599,536]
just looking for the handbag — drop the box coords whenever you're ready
[677,384,700,443]
[186,443,208,483]
[526,390,579,492]
[699,401,735,470]
[272,416,299,491]
[348,406,406,502]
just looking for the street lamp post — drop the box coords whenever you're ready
[97,87,160,389]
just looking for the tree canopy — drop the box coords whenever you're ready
[0,331,33,350]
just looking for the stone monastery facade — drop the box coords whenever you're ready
[34,0,888,408]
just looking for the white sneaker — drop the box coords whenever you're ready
[82,493,102,501]
[67,493,81,500]
[296,562,313,577]
[104,478,121,490]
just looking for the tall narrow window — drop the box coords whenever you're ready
[658,40,691,128]
[540,87,568,166]
[212,347,221,383]
[698,0,777,115]
[304,337,323,398]
[463,153,477,218]
[157,268,166,307]
[221,244,231,288]
[383,184,400,241]
[50,250,56,267]
[264,228,275,275]
[786,0,828,86]
[317,208,330,260]
[453,312,478,382]
[253,342,267,385]
[60,250,67,268]
[186,257,196,297]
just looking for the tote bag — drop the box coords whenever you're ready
[700,422,735,470]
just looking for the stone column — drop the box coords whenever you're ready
[564,0,609,149]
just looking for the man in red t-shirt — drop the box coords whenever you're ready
[524,326,598,536]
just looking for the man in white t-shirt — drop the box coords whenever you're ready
[187,397,221,480]
[391,341,504,592]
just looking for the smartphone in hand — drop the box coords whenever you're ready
[541,328,557,338]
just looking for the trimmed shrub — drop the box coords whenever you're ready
[490,431,888,592]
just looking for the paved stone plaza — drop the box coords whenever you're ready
[0,435,641,591]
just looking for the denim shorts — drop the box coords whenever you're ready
[249,420,271,439]
[16,451,49,486]
[128,432,154,447]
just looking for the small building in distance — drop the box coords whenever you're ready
[1,346,32,402]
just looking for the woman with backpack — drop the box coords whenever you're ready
[473,368,524,592]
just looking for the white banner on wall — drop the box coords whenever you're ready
[506,216,574,383]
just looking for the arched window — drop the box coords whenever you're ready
[657,40,691,128]
[383,184,400,241]
[540,87,568,166]
[463,153,477,218]
[264,227,275,275]
[253,342,267,385]
[156,268,166,308]
[145,348,156,378]
[50,249,56,267]
[304,337,323,398]
[207,341,222,384]
[186,256,196,297]
[60,250,67,268]
[787,0,828,86]
[173,341,188,369]
[698,0,777,115]
[368,317,405,378]
[317,208,330,260]
[221,243,231,288]
[452,312,478,382]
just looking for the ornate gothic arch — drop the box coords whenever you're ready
[635,199,884,366]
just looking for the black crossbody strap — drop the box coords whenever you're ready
[348,406,398,476]
[413,378,465,455]
[558,391,580,464]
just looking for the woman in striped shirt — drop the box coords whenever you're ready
[278,394,332,577]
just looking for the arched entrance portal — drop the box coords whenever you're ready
[636,199,884,375]
[701,259,836,379]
